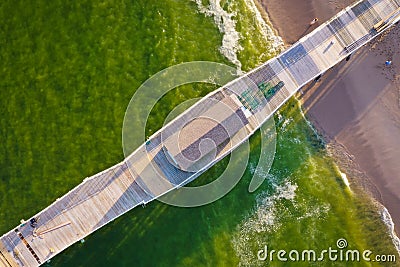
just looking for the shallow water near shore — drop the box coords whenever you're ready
[0,0,398,266]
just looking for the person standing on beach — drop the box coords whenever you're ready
[310,18,319,25]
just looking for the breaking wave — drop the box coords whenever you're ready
[381,207,400,255]
[192,0,283,71]
[192,0,243,70]
[231,180,297,265]
[242,0,283,52]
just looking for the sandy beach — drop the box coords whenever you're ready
[258,0,354,45]
[257,0,400,234]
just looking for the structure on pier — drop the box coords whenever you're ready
[1,0,400,266]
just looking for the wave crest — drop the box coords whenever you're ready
[192,0,243,70]
[232,181,297,265]
[381,207,400,255]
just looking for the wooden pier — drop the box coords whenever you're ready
[1,0,400,266]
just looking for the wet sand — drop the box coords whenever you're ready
[257,0,400,234]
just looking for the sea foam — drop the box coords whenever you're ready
[333,165,351,189]
[381,207,400,255]
[232,180,297,265]
[192,0,283,71]
[242,0,283,53]
[192,0,243,70]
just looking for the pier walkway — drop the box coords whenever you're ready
[1,0,400,265]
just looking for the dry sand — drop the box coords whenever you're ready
[257,0,400,234]
[258,0,354,45]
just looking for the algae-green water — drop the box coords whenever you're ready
[0,0,397,266]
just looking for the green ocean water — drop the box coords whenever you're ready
[0,0,398,266]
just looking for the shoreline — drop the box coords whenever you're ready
[299,29,400,237]
[255,0,400,246]
[256,0,353,45]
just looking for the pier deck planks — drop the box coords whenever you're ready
[1,0,399,266]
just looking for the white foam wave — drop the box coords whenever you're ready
[192,0,243,70]
[381,207,400,255]
[339,170,351,189]
[279,117,293,133]
[242,0,283,53]
[296,203,330,221]
[332,165,351,189]
[232,181,297,265]
[192,0,284,71]
[292,137,301,144]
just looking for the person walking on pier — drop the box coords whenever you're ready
[30,217,38,228]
